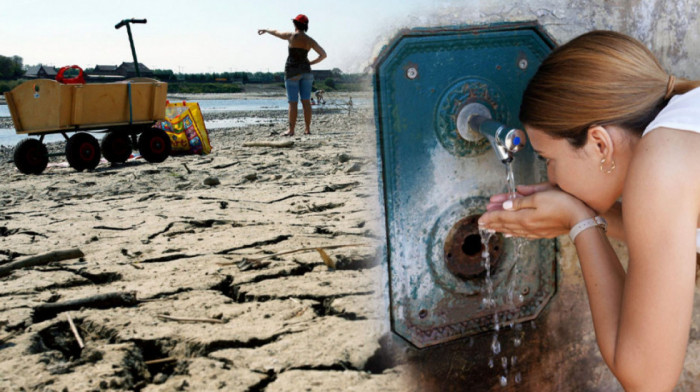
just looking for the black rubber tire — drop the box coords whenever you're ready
[101,131,133,163]
[66,132,101,171]
[13,138,48,175]
[138,128,171,163]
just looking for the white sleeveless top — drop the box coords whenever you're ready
[642,87,700,253]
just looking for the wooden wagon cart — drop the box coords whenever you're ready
[4,77,170,174]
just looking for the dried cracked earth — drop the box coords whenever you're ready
[0,104,413,391]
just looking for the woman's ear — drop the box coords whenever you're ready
[587,125,614,159]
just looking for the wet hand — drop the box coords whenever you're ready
[486,182,554,212]
[479,188,594,239]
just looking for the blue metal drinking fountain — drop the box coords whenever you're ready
[373,21,558,348]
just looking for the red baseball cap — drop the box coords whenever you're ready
[293,14,309,25]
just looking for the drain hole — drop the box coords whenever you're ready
[443,214,505,280]
[461,234,483,257]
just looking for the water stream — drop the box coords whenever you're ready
[481,161,526,387]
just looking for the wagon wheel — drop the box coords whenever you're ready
[138,128,171,163]
[101,131,133,163]
[66,132,101,171]
[13,138,48,175]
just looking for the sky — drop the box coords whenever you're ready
[1,0,436,74]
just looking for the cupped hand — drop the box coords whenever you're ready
[486,182,555,212]
[257,29,266,35]
[479,187,595,239]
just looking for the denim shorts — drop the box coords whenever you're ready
[285,73,314,102]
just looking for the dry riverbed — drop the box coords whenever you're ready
[0,98,412,391]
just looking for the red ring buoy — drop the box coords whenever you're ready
[56,65,86,84]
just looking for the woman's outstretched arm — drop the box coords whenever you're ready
[257,29,292,40]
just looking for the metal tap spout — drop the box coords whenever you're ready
[467,115,527,163]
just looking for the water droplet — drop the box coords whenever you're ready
[515,372,522,384]
[531,321,537,330]
[515,323,523,331]
[511,355,517,366]
[518,294,525,303]
[491,338,501,355]
[500,375,508,387]
[513,337,521,347]
[501,356,508,369]
[488,358,494,368]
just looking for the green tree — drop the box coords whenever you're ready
[153,69,175,82]
[0,55,23,79]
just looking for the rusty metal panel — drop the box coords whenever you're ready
[373,21,558,348]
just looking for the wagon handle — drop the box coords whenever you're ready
[115,18,147,29]
[115,18,148,77]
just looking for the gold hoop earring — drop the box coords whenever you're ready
[600,158,616,174]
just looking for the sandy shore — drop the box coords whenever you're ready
[0,95,412,391]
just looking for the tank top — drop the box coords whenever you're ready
[642,87,700,253]
[285,47,311,79]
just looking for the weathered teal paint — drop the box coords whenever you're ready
[373,21,560,348]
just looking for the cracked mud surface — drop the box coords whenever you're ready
[0,98,410,391]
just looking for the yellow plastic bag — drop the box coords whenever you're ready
[155,101,211,154]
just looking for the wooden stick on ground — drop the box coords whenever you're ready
[144,357,178,366]
[65,312,84,349]
[0,248,84,277]
[216,243,368,267]
[242,141,294,148]
[157,314,224,324]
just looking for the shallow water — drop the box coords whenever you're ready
[0,97,366,147]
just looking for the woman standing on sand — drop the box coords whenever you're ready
[258,14,327,136]
[478,31,700,390]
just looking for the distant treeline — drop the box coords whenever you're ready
[152,69,285,84]
[0,55,23,80]
[151,69,370,93]
[0,54,369,94]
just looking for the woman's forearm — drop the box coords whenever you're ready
[309,44,327,66]
[309,55,326,66]
[260,29,290,40]
[574,226,626,369]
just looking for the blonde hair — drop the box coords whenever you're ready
[520,30,700,147]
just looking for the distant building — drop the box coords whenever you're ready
[24,65,58,79]
[116,62,154,78]
[87,65,126,82]
[91,65,120,75]
[88,62,154,79]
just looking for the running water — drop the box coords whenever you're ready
[506,160,517,201]
[481,161,527,387]
[480,228,500,367]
